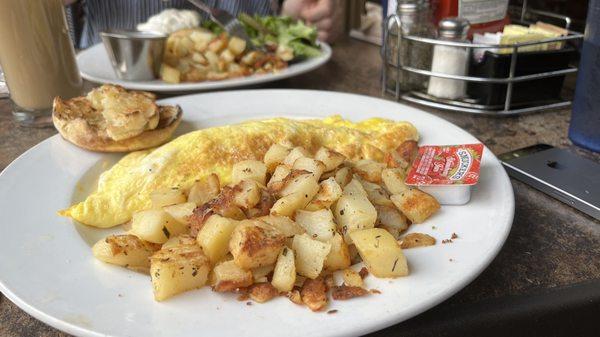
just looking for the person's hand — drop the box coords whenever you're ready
[281,0,343,43]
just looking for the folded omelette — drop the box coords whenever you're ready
[61,116,418,228]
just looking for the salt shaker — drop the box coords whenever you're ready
[427,18,470,100]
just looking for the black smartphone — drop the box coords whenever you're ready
[499,144,600,220]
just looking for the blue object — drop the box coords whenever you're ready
[569,0,600,153]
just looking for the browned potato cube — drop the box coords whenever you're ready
[212,260,253,292]
[232,160,267,185]
[381,168,409,195]
[233,179,262,209]
[314,147,346,171]
[229,220,286,269]
[376,205,409,239]
[334,166,353,187]
[390,189,440,224]
[188,173,220,205]
[93,234,161,271]
[293,157,326,180]
[323,233,351,272]
[305,177,343,211]
[264,144,291,172]
[301,278,328,311]
[282,146,310,167]
[353,159,385,183]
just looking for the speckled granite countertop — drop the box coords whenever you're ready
[1,38,598,337]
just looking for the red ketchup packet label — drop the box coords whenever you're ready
[405,144,484,186]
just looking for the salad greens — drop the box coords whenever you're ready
[202,15,322,59]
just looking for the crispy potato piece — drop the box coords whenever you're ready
[305,177,343,211]
[264,144,291,172]
[163,202,196,226]
[232,160,267,185]
[268,165,292,191]
[399,233,436,249]
[279,171,319,198]
[162,234,197,249]
[386,140,418,170]
[229,220,286,269]
[292,233,332,279]
[212,260,253,292]
[233,179,262,209]
[92,234,161,270]
[334,194,377,244]
[342,178,368,198]
[270,174,319,217]
[258,215,305,238]
[228,36,246,55]
[160,64,180,83]
[151,188,187,209]
[252,264,275,283]
[287,289,303,305]
[331,285,368,300]
[301,278,328,311]
[376,205,409,239]
[381,168,409,195]
[249,283,279,303]
[282,147,310,167]
[295,209,337,242]
[353,159,385,183]
[315,147,346,172]
[342,269,364,288]
[188,173,220,206]
[150,244,210,301]
[390,189,440,224]
[130,209,188,244]
[196,214,239,263]
[360,180,394,207]
[293,157,326,180]
[323,233,351,272]
[334,166,353,187]
[349,228,408,278]
[271,247,296,292]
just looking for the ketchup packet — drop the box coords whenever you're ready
[405,144,484,186]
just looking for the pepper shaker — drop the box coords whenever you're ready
[427,18,470,100]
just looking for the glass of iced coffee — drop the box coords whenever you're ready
[0,0,83,127]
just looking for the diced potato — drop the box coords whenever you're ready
[386,140,418,170]
[204,50,219,70]
[92,234,160,270]
[348,244,361,264]
[232,160,267,185]
[228,36,247,56]
[323,233,351,272]
[163,202,196,225]
[334,166,353,187]
[343,179,368,198]
[282,147,310,167]
[208,36,227,53]
[293,157,326,180]
[334,194,377,243]
[301,277,328,311]
[150,244,210,301]
[160,64,180,83]
[391,189,440,224]
[187,173,220,206]
[249,283,279,303]
[271,247,296,292]
[189,30,213,50]
[220,49,235,63]
[162,234,197,249]
[276,44,294,61]
[342,269,364,288]
[229,220,286,269]
[315,147,346,172]
[196,214,238,263]
[212,260,253,292]
[130,209,188,244]
[258,215,305,238]
[264,144,291,172]
[252,264,275,283]
[267,165,291,191]
[295,209,337,242]
[381,168,409,195]
[350,228,408,278]
[191,52,207,65]
[151,188,186,208]
[353,159,385,183]
[292,234,331,279]
[270,174,319,216]
[360,180,393,207]
[399,233,436,249]
[305,177,343,211]
[233,179,261,209]
[376,205,409,239]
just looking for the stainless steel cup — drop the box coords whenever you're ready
[101,30,167,81]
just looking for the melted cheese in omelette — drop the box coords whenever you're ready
[60,116,418,228]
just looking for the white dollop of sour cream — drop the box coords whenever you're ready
[137,9,201,34]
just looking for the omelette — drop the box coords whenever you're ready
[60,116,418,228]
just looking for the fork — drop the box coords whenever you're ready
[186,0,254,47]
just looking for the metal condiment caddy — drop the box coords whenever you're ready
[381,3,584,116]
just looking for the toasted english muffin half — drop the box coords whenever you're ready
[52,95,182,153]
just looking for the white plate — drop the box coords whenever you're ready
[0,90,514,337]
[77,43,332,93]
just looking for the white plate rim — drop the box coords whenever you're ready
[0,89,514,337]
[76,43,332,92]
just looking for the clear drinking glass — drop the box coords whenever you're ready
[0,0,83,127]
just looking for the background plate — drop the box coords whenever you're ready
[0,90,513,337]
[77,43,331,93]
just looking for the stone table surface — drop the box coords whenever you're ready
[1,37,599,337]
